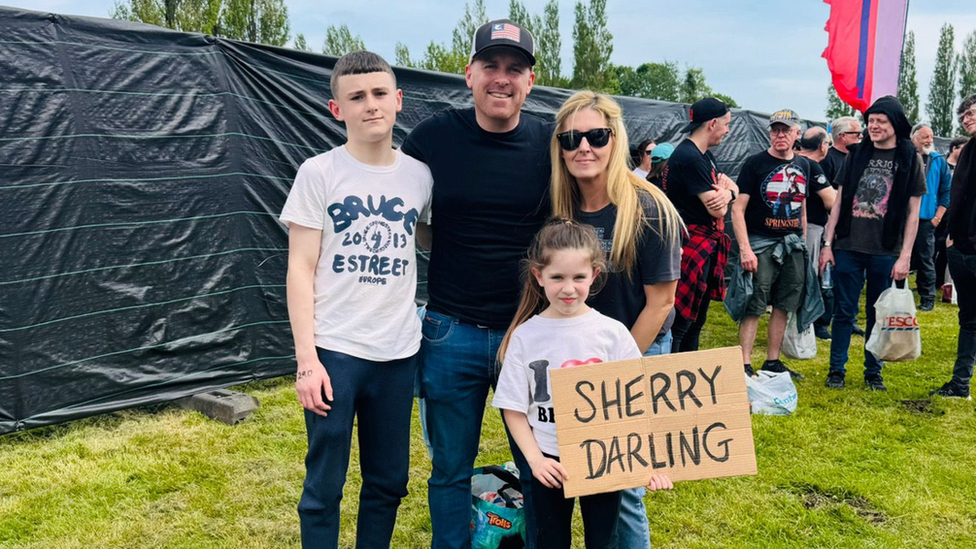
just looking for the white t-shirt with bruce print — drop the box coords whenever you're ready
[492,310,642,456]
[280,146,432,361]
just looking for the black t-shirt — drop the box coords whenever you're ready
[803,159,831,226]
[834,148,927,256]
[400,108,553,328]
[578,194,681,339]
[663,139,719,225]
[737,151,829,235]
[820,146,847,183]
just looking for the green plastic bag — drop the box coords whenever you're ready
[470,464,525,549]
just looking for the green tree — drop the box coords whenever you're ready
[394,42,415,68]
[535,0,564,86]
[293,32,310,52]
[508,0,533,34]
[571,0,613,91]
[322,24,365,56]
[958,31,976,103]
[415,0,486,74]
[712,92,739,109]
[679,66,712,104]
[898,31,921,124]
[220,0,289,46]
[614,62,680,101]
[826,84,857,119]
[112,0,220,34]
[926,23,958,136]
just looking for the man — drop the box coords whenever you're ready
[820,96,926,391]
[632,138,657,178]
[730,110,828,378]
[937,136,969,289]
[664,97,738,354]
[400,20,552,549]
[798,127,837,339]
[910,123,952,311]
[931,94,976,399]
[948,136,968,173]
[821,115,862,182]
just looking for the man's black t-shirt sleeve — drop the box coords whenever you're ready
[808,160,830,195]
[736,156,760,198]
[400,123,428,163]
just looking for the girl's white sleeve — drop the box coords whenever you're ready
[491,336,530,413]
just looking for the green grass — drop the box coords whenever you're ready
[2,298,975,548]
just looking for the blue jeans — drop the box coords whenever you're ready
[616,330,673,549]
[420,310,505,549]
[298,348,417,549]
[829,250,896,380]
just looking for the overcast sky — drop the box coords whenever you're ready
[4,0,976,120]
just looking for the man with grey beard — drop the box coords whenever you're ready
[910,122,952,311]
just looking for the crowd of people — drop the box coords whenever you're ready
[279,17,976,549]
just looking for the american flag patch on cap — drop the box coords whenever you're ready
[491,23,520,42]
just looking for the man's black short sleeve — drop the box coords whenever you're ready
[400,108,553,328]
[820,147,847,184]
[663,139,717,225]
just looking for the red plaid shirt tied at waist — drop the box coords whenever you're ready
[675,222,730,322]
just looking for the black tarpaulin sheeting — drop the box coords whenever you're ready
[0,7,828,434]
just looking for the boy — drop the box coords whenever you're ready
[280,51,432,549]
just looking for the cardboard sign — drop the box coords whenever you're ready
[550,346,756,498]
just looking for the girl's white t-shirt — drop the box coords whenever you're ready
[280,146,432,361]
[492,310,641,456]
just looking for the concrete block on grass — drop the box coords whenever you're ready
[177,389,259,425]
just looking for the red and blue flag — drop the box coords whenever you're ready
[822,0,910,113]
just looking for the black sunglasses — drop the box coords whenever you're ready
[556,128,613,150]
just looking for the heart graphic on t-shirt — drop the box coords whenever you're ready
[560,358,603,368]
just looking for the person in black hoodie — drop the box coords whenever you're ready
[819,96,927,391]
[931,94,976,399]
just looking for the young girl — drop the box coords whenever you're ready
[492,220,673,549]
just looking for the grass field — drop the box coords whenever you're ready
[2,298,975,549]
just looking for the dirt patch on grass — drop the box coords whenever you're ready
[899,399,935,414]
[792,484,887,524]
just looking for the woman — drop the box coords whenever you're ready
[548,90,685,548]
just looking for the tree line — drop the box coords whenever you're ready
[112,0,738,107]
[827,25,976,137]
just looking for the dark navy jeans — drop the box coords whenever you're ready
[419,310,508,549]
[298,348,418,549]
[947,246,976,386]
[829,249,897,380]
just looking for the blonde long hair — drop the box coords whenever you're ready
[550,91,684,276]
[497,219,606,364]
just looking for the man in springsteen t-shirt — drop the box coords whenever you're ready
[821,96,926,391]
[663,97,738,353]
[399,19,552,549]
[731,109,829,378]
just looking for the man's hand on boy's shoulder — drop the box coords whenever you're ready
[296,361,333,417]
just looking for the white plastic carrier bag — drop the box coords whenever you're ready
[865,280,921,362]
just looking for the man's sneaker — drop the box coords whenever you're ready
[825,372,846,389]
[744,363,755,377]
[865,377,887,391]
[814,325,831,340]
[919,300,935,312]
[761,359,805,380]
[929,381,972,400]
[852,325,866,337]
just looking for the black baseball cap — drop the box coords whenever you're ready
[470,19,536,66]
[682,97,730,133]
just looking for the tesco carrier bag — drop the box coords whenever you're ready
[866,281,921,362]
